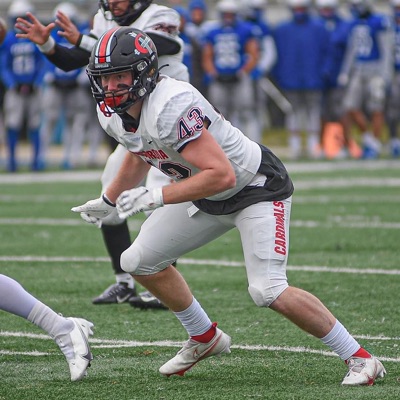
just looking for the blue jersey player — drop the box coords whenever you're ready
[338,0,393,158]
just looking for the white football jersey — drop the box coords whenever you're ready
[90,4,188,81]
[98,75,261,201]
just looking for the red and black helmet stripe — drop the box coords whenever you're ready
[95,27,120,64]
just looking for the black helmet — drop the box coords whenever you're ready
[99,0,152,26]
[87,27,159,114]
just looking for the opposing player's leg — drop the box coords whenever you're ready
[237,199,385,385]
[0,274,94,381]
[120,202,232,375]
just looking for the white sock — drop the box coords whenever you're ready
[174,297,212,337]
[116,273,134,289]
[27,302,73,338]
[321,319,360,360]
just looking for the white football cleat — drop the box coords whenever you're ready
[341,356,386,386]
[159,323,231,377]
[55,317,94,381]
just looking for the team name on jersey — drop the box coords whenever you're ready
[134,149,169,160]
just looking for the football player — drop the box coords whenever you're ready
[385,0,400,157]
[39,2,89,169]
[15,0,188,309]
[337,0,393,158]
[0,274,93,381]
[272,0,329,159]
[2,0,46,172]
[73,27,385,385]
[202,0,261,143]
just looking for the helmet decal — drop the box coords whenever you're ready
[131,31,154,55]
[95,27,120,64]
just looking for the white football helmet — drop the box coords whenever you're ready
[53,2,79,21]
[8,0,34,18]
[217,0,240,13]
[316,0,338,8]
[248,0,268,8]
[287,0,311,8]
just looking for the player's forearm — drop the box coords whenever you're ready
[105,153,151,203]
[45,43,91,71]
[161,169,236,205]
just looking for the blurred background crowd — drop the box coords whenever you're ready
[0,0,398,172]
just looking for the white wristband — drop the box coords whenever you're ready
[152,187,164,206]
[37,36,56,53]
[79,34,98,52]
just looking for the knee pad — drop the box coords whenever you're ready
[120,244,142,274]
[248,280,288,307]
[120,243,172,275]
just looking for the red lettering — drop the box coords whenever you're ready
[134,149,169,160]
[276,232,285,240]
[274,246,286,255]
[274,202,286,256]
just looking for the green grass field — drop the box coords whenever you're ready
[1,159,400,400]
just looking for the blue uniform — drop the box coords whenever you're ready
[347,14,391,66]
[272,15,329,90]
[204,19,258,79]
[1,31,45,171]
[321,14,348,88]
[271,13,330,159]
[1,33,45,88]
[319,13,349,122]
[385,14,400,156]
[338,9,393,159]
[203,16,261,142]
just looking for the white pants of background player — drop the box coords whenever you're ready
[120,197,292,307]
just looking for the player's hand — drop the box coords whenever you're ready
[117,187,164,219]
[55,10,80,45]
[71,195,117,228]
[15,12,55,45]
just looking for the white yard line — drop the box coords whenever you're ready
[0,331,399,362]
[0,217,398,230]
[0,255,399,275]
[0,159,400,185]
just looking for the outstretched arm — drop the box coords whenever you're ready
[15,12,55,50]
[15,11,93,71]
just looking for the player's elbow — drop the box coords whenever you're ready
[218,170,236,192]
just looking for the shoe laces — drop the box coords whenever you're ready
[104,283,127,296]
[346,357,366,373]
